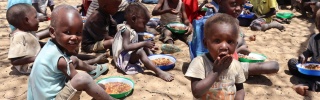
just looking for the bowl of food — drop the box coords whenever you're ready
[148,54,176,71]
[97,76,134,99]
[276,12,294,19]
[166,22,188,34]
[238,53,266,63]
[137,32,155,41]
[296,63,320,76]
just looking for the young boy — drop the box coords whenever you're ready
[288,9,320,96]
[27,5,115,99]
[185,13,246,99]
[249,0,285,31]
[81,0,121,53]
[6,3,50,74]
[152,0,193,54]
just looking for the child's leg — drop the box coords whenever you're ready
[261,21,285,31]
[247,61,279,75]
[77,53,109,65]
[161,28,174,44]
[103,38,114,50]
[70,56,107,79]
[68,71,114,99]
[129,48,174,81]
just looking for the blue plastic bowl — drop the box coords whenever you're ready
[148,54,176,71]
[296,63,320,76]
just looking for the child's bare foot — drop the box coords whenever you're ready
[157,71,174,82]
[292,84,309,96]
[95,53,109,64]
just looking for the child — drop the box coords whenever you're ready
[191,0,279,79]
[249,0,285,31]
[185,13,246,99]
[112,2,174,81]
[152,0,193,54]
[6,3,42,74]
[288,9,320,96]
[81,0,121,53]
[6,3,108,74]
[27,5,115,99]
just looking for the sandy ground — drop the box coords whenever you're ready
[0,0,320,100]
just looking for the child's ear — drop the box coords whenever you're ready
[131,15,136,22]
[203,38,208,49]
[49,26,55,38]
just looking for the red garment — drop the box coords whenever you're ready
[233,52,239,60]
[183,0,199,23]
[82,0,92,15]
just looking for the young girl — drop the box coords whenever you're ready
[112,2,174,81]
[152,0,192,54]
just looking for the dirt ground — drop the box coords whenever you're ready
[0,0,320,100]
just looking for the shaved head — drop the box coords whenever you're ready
[6,3,34,28]
[50,4,81,28]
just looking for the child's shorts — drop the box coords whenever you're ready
[55,81,82,100]
[82,40,106,53]
[240,62,250,79]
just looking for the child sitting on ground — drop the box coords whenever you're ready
[6,3,51,74]
[288,9,320,96]
[152,0,192,54]
[32,0,54,21]
[185,13,246,99]
[81,0,121,53]
[6,3,108,74]
[249,0,285,31]
[27,5,115,99]
[112,2,174,81]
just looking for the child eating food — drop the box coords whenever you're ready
[185,13,246,99]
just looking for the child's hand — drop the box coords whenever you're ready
[144,40,155,48]
[298,54,306,64]
[38,15,49,22]
[170,9,179,14]
[212,55,233,74]
[185,24,193,35]
[205,3,214,9]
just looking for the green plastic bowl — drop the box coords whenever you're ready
[238,53,267,63]
[97,76,134,99]
[166,22,187,34]
[276,12,294,19]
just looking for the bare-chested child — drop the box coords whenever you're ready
[27,5,116,100]
[185,13,246,99]
[6,3,107,74]
[112,2,174,81]
[81,0,121,53]
[288,9,320,96]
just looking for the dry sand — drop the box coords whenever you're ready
[0,0,320,100]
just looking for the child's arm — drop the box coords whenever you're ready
[10,56,36,65]
[35,29,50,40]
[180,4,192,34]
[198,0,208,11]
[299,50,313,63]
[190,55,233,98]
[122,29,154,51]
[235,83,245,100]
[152,0,176,16]
[257,8,276,18]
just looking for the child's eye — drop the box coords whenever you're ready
[232,2,237,6]
[76,32,82,36]
[227,40,235,44]
[213,39,221,43]
[65,31,71,35]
